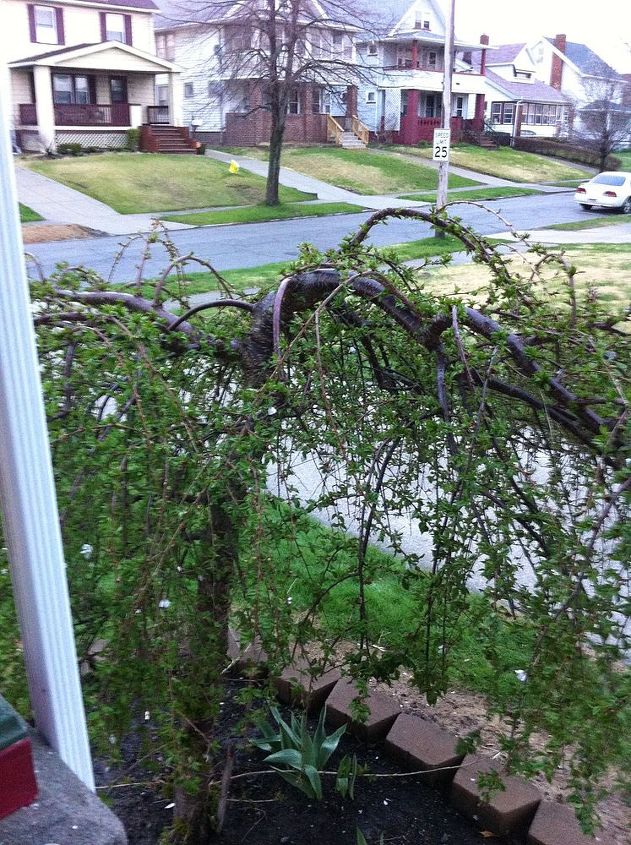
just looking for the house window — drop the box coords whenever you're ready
[105,13,125,42]
[503,103,514,124]
[454,95,464,118]
[156,33,175,60]
[156,84,168,107]
[32,5,59,44]
[184,83,194,98]
[424,94,439,118]
[368,41,378,56]
[415,15,431,29]
[427,51,437,69]
[490,102,502,124]
[52,74,93,105]
[287,89,300,114]
[366,91,376,103]
[332,30,343,45]
[400,90,408,116]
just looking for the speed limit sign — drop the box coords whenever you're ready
[432,129,451,161]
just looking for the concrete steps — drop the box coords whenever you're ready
[339,131,366,150]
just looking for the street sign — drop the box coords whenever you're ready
[432,129,451,161]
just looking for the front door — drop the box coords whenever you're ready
[109,76,128,104]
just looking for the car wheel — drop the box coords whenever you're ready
[621,197,631,214]
[579,203,592,210]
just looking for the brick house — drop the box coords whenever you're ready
[353,0,487,145]
[154,0,362,147]
[467,43,569,140]
[3,0,184,152]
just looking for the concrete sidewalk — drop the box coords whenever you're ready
[15,165,192,236]
[493,223,631,244]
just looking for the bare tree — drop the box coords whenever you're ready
[162,0,382,205]
[572,72,631,170]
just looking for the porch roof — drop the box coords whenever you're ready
[485,69,569,104]
[9,41,180,74]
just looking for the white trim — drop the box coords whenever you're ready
[30,0,154,14]
[10,42,180,73]
[0,71,94,790]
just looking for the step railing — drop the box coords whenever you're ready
[351,115,369,145]
[326,114,344,145]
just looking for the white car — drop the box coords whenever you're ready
[574,171,631,213]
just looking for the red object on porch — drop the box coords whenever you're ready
[395,114,467,145]
[0,738,38,820]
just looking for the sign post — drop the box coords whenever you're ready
[435,0,456,238]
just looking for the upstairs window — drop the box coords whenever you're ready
[29,4,64,45]
[100,12,132,45]
[368,41,378,56]
[156,33,175,61]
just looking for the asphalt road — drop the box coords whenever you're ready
[26,192,583,283]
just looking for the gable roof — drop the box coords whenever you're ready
[485,68,569,103]
[483,43,526,65]
[545,38,620,79]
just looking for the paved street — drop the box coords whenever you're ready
[25,191,594,282]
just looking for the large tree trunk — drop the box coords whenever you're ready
[266,113,286,206]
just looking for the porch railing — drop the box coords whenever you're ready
[53,103,131,126]
[19,104,38,125]
[146,105,170,125]
[383,62,444,72]
[326,114,344,144]
[351,115,370,145]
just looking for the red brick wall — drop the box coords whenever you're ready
[550,34,566,90]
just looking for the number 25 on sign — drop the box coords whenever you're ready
[432,129,451,161]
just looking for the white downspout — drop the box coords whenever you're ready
[0,69,94,789]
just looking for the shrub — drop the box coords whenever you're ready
[57,142,83,156]
[126,128,140,152]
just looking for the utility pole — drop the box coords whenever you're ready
[435,0,455,237]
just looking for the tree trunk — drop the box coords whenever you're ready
[266,116,286,206]
[171,498,240,843]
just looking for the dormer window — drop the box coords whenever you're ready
[415,13,431,30]
[368,41,378,55]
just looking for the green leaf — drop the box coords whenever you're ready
[264,748,304,770]
[317,723,346,767]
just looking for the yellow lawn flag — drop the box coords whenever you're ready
[228,159,240,174]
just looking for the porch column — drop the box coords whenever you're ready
[33,65,55,151]
[474,93,485,129]
[411,39,418,69]
[345,84,357,118]
[167,71,183,127]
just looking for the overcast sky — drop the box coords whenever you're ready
[454,0,631,72]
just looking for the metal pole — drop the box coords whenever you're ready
[436,0,455,232]
[0,67,94,789]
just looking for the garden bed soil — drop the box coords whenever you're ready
[21,223,102,243]
[95,672,628,845]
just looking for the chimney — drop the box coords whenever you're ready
[550,33,566,90]
[479,34,489,75]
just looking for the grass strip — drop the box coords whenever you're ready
[544,215,629,231]
[398,187,541,203]
[160,201,365,226]
[20,203,43,222]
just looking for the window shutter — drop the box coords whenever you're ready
[55,7,65,44]
[27,4,36,42]
[100,11,106,41]
[124,15,132,45]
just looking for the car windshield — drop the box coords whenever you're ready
[592,174,626,186]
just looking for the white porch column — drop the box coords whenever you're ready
[167,71,183,126]
[0,70,94,789]
[33,64,55,151]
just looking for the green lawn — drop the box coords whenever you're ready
[19,203,42,222]
[398,186,541,203]
[161,201,364,226]
[391,143,589,183]
[614,150,631,170]
[546,214,628,231]
[26,153,312,214]
[222,145,478,194]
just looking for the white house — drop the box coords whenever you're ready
[2,0,185,152]
[354,0,487,144]
[529,34,630,137]
[468,43,569,139]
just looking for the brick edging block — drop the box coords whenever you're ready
[384,713,464,785]
[527,800,613,845]
[325,679,401,742]
[450,754,541,836]
[273,658,341,713]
